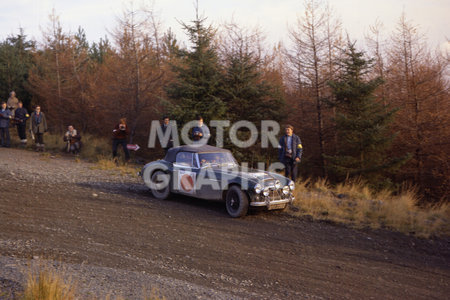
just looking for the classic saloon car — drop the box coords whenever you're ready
[141,145,295,217]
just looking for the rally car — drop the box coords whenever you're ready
[141,145,295,217]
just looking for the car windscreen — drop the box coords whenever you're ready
[198,152,237,168]
[175,151,194,167]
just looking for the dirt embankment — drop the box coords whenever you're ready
[0,148,449,299]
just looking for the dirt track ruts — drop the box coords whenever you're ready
[0,148,449,299]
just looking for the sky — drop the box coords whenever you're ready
[0,0,448,52]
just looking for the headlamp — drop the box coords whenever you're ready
[254,183,262,194]
[275,180,281,189]
[289,181,295,191]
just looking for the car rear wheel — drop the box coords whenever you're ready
[150,170,171,200]
[225,185,249,218]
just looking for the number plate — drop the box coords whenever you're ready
[268,203,286,210]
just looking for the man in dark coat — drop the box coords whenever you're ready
[14,101,29,145]
[0,102,13,147]
[278,124,303,182]
[161,116,174,154]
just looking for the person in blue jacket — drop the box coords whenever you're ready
[278,124,303,182]
[191,116,210,144]
[0,101,13,147]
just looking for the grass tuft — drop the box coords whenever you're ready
[23,266,76,300]
[21,265,166,300]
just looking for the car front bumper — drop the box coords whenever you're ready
[250,194,294,209]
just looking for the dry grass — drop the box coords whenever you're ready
[77,135,112,161]
[23,267,76,300]
[42,133,68,153]
[10,131,112,161]
[43,132,111,161]
[30,133,140,176]
[0,288,9,299]
[92,156,140,177]
[290,178,450,238]
[21,265,165,300]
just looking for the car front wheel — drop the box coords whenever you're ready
[225,185,249,218]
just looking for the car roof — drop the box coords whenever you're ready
[164,145,231,163]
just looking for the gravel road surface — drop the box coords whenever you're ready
[0,148,448,299]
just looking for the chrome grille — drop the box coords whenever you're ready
[268,189,283,200]
[262,179,288,201]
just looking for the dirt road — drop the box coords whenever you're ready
[0,148,448,299]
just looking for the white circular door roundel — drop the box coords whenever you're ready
[178,170,196,194]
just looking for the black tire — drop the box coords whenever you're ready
[150,170,171,200]
[225,185,249,218]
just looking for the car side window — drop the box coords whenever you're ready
[175,152,194,167]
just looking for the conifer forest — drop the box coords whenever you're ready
[0,1,448,202]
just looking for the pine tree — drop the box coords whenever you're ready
[326,42,408,188]
[222,47,285,124]
[89,36,111,63]
[0,29,35,106]
[165,14,226,125]
[219,23,285,162]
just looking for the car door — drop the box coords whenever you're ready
[173,151,198,196]
[195,153,223,200]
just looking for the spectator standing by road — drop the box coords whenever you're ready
[30,105,48,152]
[6,91,19,116]
[112,118,130,162]
[191,116,210,144]
[14,101,29,146]
[161,116,174,154]
[0,102,13,147]
[278,125,303,182]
